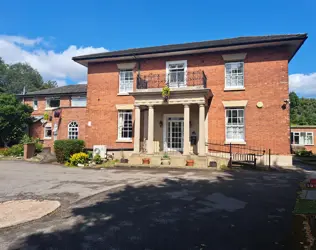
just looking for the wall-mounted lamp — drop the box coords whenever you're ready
[159,121,163,127]
[282,99,290,110]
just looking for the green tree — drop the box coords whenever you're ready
[290,92,300,109]
[0,94,33,147]
[42,80,58,89]
[4,63,44,94]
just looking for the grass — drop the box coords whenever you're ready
[293,199,316,214]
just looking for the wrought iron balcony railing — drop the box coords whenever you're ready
[137,70,207,89]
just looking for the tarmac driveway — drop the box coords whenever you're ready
[0,161,304,250]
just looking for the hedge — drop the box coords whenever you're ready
[54,140,85,163]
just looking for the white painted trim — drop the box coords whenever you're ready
[163,113,184,152]
[291,131,314,146]
[117,110,133,141]
[222,53,247,61]
[68,121,79,139]
[116,139,133,143]
[224,61,244,89]
[225,108,245,143]
[166,60,187,87]
[222,100,248,108]
[44,125,52,140]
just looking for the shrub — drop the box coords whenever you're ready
[68,152,88,166]
[20,135,43,153]
[87,150,93,160]
[93,154,103,164]
[1,144,24,157]
[54,140,85,163]
[296,149,313,157]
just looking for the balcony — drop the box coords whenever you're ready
[136,70,207,90]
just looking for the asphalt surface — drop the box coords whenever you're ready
[0,160,305,250]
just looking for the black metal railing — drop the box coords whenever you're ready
[137,70,207,89]
[207,141,271,168]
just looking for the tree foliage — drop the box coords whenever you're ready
[0,57,57,94]
[0,94,33,147]
[290,92,316,125]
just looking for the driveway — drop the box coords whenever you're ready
[0,161,304,250]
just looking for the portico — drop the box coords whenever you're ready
[130,88,212,156]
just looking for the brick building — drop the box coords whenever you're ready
[22,33,307,166]
[291,125,316,153]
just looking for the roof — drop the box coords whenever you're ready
[73,33,307,64]
[18,84,87,97]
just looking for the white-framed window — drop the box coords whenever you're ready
[46,97,60,109]
[71,96,87,107]
[291,132,314,145]
[166,60,187,87]
[119,70,133,93]
[33,99,38,110]
[225,108,245,142]
[225,62,244,89]
[44,124,52,139]
[118,110,132,139]
[68,121,79,139]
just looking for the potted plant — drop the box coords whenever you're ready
[162,86,170,102]
[142,157,150,164]
[43,112,49,121]
[120,150,129,163]
[161,152,170,165]
[186,155,194,167]
[54,110,61,118]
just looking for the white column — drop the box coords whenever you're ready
[198,104,206,156]
[147,105,154,154]
[134,105,141,153]
[183,104,190,155]
[205,106,209,154]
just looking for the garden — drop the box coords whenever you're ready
[54,139,118,168]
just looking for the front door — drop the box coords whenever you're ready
[164,116,184,152]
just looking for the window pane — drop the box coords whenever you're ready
[119,70,133,93]
[225,62,244,88]
[68,121,79,139]
[72,97,87,107]
[118,110,132,139]
[226,108,244,141]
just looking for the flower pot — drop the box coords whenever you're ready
[161,158,170,165]
[120,158,129,163]
[142,158,150,164]
[163,95,169,102]
[186,159,194,167]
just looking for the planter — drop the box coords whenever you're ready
[120,158,129,163]
[161,158,170,165]
[163,95,169,102]
[186,159,195,167]
[54,110,61,118]
[142,158,150,164]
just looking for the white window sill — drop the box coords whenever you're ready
[117,93,130,96]
[116,139,133,143]
[224,87,245,91]
[43,137,52,140]
[45,108,59,111]
[225,140,246,145]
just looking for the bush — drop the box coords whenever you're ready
[296,149,313,157]
[87,150,93,160]
[20,135,43,153]
[68,152,88,166]
[1,144,24,157]
[54,140,85,163]
[93,154,103,164]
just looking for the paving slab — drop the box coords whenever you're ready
[0,200,60,229]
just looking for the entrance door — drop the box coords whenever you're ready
[165,116,184,152]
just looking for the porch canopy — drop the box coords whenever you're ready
[130,88,213,156]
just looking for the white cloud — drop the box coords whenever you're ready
[289,73,316,97]
[0,35,42,46]
[0,35,108,86]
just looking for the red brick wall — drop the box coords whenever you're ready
[291,127,316,153]
[85,46,291,154]
[29,107,86,150]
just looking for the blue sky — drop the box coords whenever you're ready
[0,0,315,96]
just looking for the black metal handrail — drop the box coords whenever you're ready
[137,70,207,89]
[207,141,271,168]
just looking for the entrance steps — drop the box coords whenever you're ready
[128,153,230,168]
